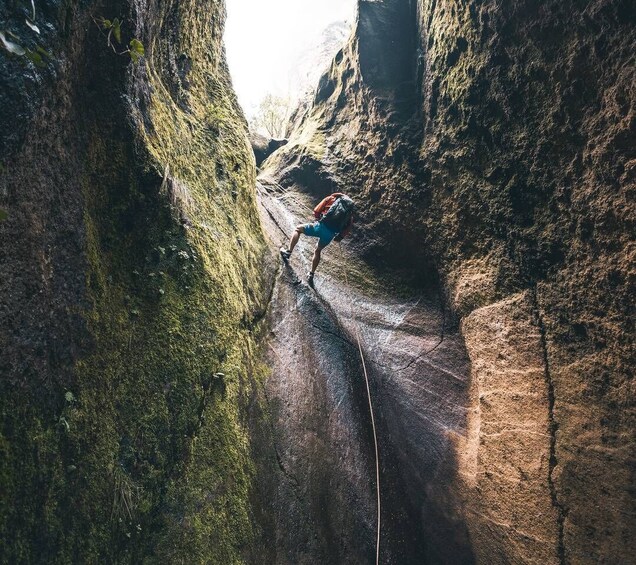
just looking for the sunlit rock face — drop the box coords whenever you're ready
[264,0,635,562]
[288,21,352,106]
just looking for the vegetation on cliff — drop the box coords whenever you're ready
[1,0,271,562]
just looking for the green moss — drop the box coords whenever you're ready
[65,63,268,561]
[1,0,271,562]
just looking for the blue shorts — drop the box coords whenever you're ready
[303,221,337,247]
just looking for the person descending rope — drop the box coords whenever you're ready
[280,192,355,285]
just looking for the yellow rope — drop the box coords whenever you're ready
[339,243,381,565]
[259,178,315,215]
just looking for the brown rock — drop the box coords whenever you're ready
[459,291,560,564]
[262,0,636,561]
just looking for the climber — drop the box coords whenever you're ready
[280,192,355,286]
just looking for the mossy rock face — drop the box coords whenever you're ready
[0,0,272,562]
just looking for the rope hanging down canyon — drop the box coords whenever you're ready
[340,243,382,565]
[260,183,382,563]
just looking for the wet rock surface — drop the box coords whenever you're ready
[254,179,475,563]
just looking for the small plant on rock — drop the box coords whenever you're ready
[0,0,52,67]
[92,16,145,63]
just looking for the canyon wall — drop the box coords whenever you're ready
[0,0,272,561]
[264,0,635,562]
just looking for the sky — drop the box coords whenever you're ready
[224,0,357,118]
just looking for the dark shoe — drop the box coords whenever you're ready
[280,247,291,261]
[307,271,314,286]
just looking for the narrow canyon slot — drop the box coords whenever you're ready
[1,1,633,564]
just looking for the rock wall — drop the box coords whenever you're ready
[0,0,272,562]
[264,0,635,562]
[251,132,288,167]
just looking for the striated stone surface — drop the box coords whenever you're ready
[2,0,634,561]
[263,0,635,562]
[255,181,474,563]
[459,291,559,564]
